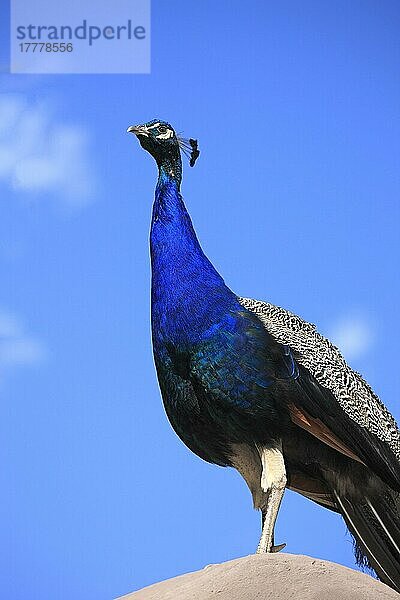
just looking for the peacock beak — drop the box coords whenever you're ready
[127,125,149,137]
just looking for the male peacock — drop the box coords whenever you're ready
[127,119,400,591]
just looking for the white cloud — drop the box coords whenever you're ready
[0,93,95,207]
[0,309,47,373]
[328,315,374,361]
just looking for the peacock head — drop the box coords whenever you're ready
[127,119,199,167]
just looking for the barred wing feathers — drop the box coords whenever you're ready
[238,297,400,468]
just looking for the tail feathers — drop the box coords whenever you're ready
[334,490,400,593]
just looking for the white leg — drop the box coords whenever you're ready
[256,444,287,554]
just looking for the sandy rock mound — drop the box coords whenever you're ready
[118,553,398,600]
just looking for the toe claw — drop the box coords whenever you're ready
[270,543,286,553]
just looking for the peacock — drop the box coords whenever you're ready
[127,119,400,591]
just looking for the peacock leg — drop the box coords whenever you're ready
[261,514,286,553]
[256,444,287,554]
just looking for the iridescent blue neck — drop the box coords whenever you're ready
[150,159,238,343]
[150,165,205,261]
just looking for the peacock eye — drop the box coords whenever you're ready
[158,126,168,134]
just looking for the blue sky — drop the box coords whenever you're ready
[1,1,399,599]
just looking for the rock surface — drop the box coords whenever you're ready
[118,553,399,600]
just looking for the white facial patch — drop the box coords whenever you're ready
[156,129,174,140]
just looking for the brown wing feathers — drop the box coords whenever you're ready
[288,403,364,465]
